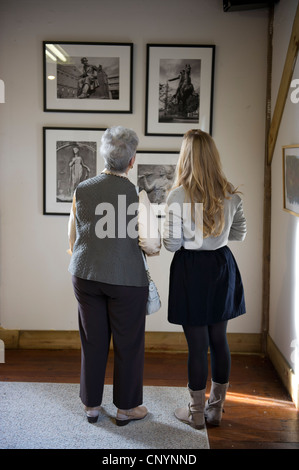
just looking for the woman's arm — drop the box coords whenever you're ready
[228,198,247,241]
[67,193,77,255]
[163,189,184,252]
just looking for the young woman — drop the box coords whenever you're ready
[163,129,247,429]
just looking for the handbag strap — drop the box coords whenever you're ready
[135,185,152,283]
[142,251,154,284]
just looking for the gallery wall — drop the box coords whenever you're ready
[0,0,267,333]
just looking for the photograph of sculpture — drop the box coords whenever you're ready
[158,59,201,124]
[145,44,215,136]
[43,127,105,215]
[137,164,176,205]
[283,145,299,217]
[56,141,97,203]
[57,57,119,100]
[43,42,133,113]
[129,151,179,217]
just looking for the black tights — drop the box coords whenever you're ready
[183,321,231,391]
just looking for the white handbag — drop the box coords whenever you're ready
[142,252,161,315]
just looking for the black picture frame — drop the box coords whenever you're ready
[282,144,299,217]
[43,41,133,113]
[43,127,106,215]
[145,44,215,136]
[129,150,179,217]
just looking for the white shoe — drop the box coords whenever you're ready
[116,405,148,426]
[84,405,101,423]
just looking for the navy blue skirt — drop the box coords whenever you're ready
[168,246,246,326]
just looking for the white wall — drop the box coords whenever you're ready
[0,0,267,333]
[270,0,299,375]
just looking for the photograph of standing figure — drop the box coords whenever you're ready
[56,141,96,203]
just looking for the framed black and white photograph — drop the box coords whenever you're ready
[129,151,179,216]
[145,44,215,136]
[282,144,299,217]
[43,127,106,215]
[43,42,133,113]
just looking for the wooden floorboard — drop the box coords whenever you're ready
[0,349,298,449]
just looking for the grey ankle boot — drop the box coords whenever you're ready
[204,380,229,426]
[175,386,206,430]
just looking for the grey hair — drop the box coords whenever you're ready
[100,126,139,172]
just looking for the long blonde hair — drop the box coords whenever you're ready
[172,129,238,238]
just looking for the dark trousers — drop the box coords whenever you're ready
[72,275,148,409]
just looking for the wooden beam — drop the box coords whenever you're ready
[268,2,299,166]
[262,6,274,354]
[0,328,262,354]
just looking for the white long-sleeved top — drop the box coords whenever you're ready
[163,186,247,252]
[68,172,161,256]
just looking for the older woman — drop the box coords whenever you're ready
[68,126,161,425]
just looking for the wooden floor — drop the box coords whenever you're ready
[0,349,298,449]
